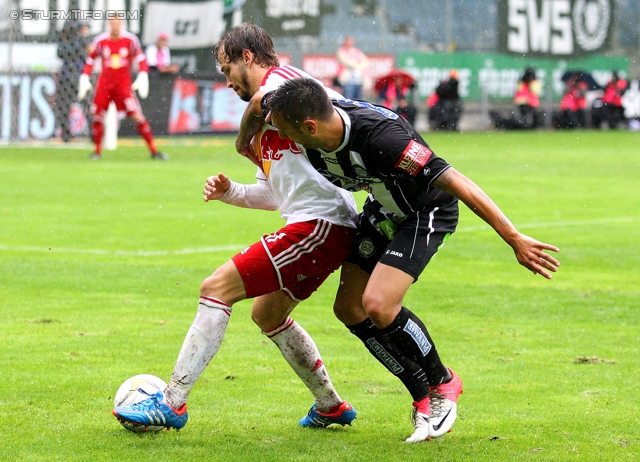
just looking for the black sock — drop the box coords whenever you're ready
[379,306,450,386]
[347,317,430,401]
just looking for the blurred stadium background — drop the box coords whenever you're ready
[0,0,638,141]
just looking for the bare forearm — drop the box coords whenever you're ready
[434,168,518,243]
[236,92,265,156]
[433,167,560,278]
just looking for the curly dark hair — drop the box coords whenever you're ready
[266,78,335,129]
[213,22,279,67]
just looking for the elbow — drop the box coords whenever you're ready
[235,138,244,152]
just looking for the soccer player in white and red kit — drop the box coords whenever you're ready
[111,27,360,431]
[113,125,360,431]
[78,19,167,160]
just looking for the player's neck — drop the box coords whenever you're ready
[319,112,345,152]
[251,67,271,95]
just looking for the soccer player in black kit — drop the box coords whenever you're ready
[264,77,560,442]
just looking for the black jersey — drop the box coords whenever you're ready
[304,99,456,221]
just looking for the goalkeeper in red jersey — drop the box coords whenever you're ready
[78,18,167,160]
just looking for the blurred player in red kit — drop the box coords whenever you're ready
[78,18,168,160]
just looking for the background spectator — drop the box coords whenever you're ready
[336,36,369,99]
[490,67,541,130]
[592,71,628,129]
[377,73,417,126]
[427,69,463,131]
[55,20,91,142]
[555,73,587,129]
[145,33,180,74]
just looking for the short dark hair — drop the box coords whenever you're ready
[266,78,335,129]
[214,22,279,67]
[522,66,536,83]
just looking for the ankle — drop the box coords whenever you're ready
[413,397,430,414]
[164,386,187,410]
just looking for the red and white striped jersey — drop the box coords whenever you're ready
[250,125,357,227]
[260,65,343,99]
[221,66,357,228]
[82,31,148,88]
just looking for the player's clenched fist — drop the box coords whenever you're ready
[203,172,231,202]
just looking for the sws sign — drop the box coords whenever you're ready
[498,0,613,56]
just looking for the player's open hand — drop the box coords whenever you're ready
[131,71,149,99]
[77,74,92,101]
[203,172,231,202]
[511,233,560,279]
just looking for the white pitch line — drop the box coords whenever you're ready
[0,217,636,256]
[457,216,636,233]
[0,244,243,256]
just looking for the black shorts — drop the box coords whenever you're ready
[346,198,459,280]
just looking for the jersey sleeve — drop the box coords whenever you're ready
[219,169,278,211]
[131,35,148,72]
[365,120,453,214]
[82,38,100,75]
[365,120,450,183]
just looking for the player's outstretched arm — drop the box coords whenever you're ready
[203,173,231,202]
[236,91,266,160]
[204,172,277,211]
[433,168,560,278]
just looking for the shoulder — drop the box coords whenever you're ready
[121,31,142,46]
[334,100,400,123]
[270,65,309,81]
[93,32,110,46]
[261,66,310,91]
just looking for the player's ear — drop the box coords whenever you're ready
[242,49,253,65]
[303,119,317,134]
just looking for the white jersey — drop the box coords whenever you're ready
[221,66,356,227]
[259,65,343,99]
[222,126,357,228]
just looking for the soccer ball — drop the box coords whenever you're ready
[113,374,167,433]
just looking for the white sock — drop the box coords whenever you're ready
[164,297,231,409]
[264,317,342,412]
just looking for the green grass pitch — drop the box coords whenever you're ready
[1,131,638,461]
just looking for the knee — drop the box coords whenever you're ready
[250,310,260,328]
[250,310,269,331]
[251,305,287,332]
[200,267,230,298]
[332,296,364,326]
[361,289,388,320]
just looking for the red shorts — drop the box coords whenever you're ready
[231,219,355,302]
[91,83,141,119]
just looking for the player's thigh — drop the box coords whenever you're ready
[376,204,458,281]
[113,87,142,119]
[231,238,282,300]
[333,262,370,326]
[362,262,414,322]
[249,220,354,302]
[251,291,299,331]
[91,85,110,118]
[200,260,247,305]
